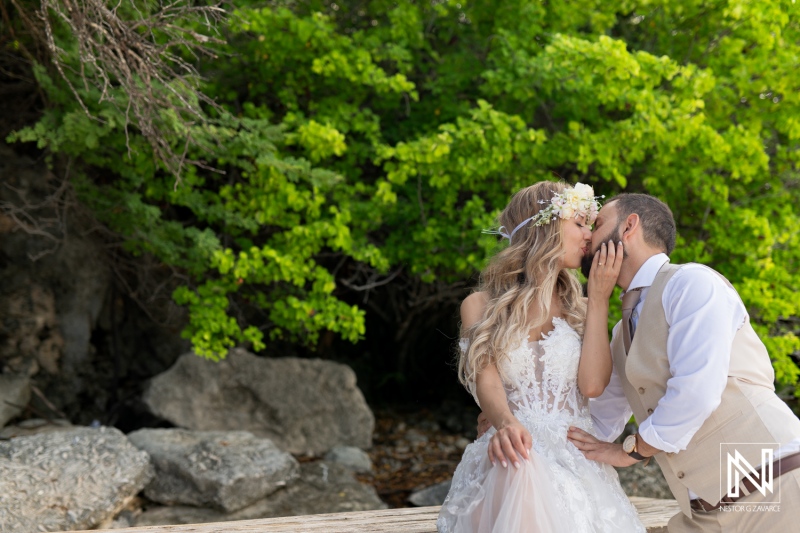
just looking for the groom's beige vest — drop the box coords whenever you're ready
[611,262,800,518]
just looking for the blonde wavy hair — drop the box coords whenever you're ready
[458,181,587,389]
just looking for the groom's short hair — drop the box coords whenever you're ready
[608,193,676,255]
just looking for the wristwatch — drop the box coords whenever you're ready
[623,433,647,461]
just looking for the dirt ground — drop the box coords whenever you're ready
[357,408,474,508]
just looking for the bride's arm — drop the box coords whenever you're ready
[577,240,624,398]
[475,364,532,468]
[461,293,531,468]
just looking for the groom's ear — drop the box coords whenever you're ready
[622,213,641,239]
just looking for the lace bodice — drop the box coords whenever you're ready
[461,317,589,423]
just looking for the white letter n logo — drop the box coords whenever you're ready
[727,449,774,497]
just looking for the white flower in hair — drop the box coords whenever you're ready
[572,182,595,198]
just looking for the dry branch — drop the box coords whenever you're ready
[0,166,73,261]
[36,0,228,182]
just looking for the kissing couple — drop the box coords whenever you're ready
[437,181,800,533]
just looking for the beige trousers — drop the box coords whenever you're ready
[668,469,800,532]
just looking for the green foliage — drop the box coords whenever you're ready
[9,0,800,393]
[9,65,384,358]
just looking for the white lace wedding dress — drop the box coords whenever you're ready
[438,318,644,533]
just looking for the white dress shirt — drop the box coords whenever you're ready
[589,254,800,498]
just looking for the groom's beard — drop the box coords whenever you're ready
[580,228,623,278]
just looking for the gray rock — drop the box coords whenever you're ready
[105,515,134,529]
[405,428,429,445]
[408,479,452,507]
[135,461,386,527]
[127,429,299,512]
[0,372,30,427]
[324,445,373,473]
[133,505,218,528]
[454,436,471,450]
[0,426,153,532]
[143,349,374,454]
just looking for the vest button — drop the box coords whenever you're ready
[677,471,685,479]
[647,408,653,414]
[638,387,645,394]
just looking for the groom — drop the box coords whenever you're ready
[563,193,800,532]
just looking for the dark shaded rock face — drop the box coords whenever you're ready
[1,143,102,421]
[0,142,189,427]
[0,372,30,427]
[0,283,63,377]
[143,349,375,455]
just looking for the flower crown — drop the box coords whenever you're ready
[485,183,603,244]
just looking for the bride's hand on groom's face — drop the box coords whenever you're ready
[567,426,639,468]
[587,240,624,301]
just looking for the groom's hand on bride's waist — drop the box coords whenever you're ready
[567,426,640,468]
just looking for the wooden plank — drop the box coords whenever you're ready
[78,508,439,533]
[629,497,680,533]
[74,498,680,532]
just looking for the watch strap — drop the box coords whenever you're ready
[627,449,647,461]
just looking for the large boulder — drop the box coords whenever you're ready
[142,349,374,454]
[0,427,153,532]
[135,461,387,527]
[127,429,299,512]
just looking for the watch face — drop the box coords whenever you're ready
[623,434,636,454]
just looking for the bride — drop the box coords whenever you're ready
[437,182,644,532]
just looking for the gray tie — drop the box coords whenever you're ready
[621,288,642,353]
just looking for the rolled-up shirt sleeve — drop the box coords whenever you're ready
[637,265,746,453]
[590,322,633,442]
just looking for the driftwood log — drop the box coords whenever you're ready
[73,497,680,533]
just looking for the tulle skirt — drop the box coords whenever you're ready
[437,417,645,533]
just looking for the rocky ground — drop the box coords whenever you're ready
[358,408,469,508]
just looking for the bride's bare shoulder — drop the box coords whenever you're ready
[461,291,489,330]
